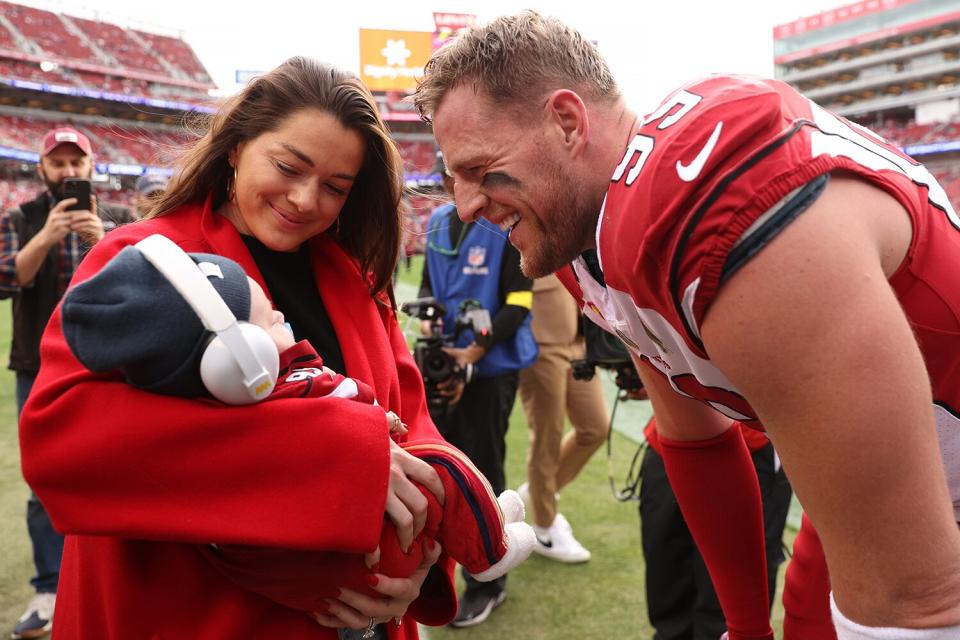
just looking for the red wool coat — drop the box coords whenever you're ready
[19,197,456,639]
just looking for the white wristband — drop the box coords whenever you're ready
[831,593,960,640]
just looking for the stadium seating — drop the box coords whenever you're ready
[0,176,34,212]
[0,1,214,95]
[0,57,70,84]
[932,167,960,206]
[134,30,212,84]
[0,2,217,209]
[71,69,146,95]
[0,114,185,167]
[0,114,49,150]
[85,122,182,165]
[397,140,438,175]
[0,55,209,103]
[404,193,439,256]
[869,117,960,148]
[0,15,16,50]
[71,17,165,74]
[0,2,99,64]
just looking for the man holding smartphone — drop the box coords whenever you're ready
[0,126,132,639]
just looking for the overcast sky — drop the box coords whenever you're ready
[28,0,842,110]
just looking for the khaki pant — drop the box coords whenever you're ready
[518,339,609,528]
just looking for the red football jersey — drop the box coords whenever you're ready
[568,75,960,517]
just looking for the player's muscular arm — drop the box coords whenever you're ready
[701,174,960,628]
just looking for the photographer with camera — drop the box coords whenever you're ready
[417,164,537,628]
[0,126,131,639]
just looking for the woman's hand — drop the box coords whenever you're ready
[383,439,445,552]
[385,411,408,436]
[312,538,443,630]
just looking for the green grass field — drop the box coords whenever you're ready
[0,298,35,633]
[0,258,796,638]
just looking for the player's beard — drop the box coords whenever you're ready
[518,160,603,279]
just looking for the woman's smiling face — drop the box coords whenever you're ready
[224,108,365,251]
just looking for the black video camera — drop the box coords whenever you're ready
[571,318,643,393]
[400,297,494,410]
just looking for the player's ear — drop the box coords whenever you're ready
[544,89,589,156]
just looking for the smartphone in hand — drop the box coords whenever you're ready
[62,178,92,212]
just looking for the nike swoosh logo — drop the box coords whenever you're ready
[676,121,723,182]
[535,533,553,548]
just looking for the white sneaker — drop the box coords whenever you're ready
[531,513,591,563]
[12,592,55,639]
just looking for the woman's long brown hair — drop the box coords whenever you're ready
[148,57,404,297]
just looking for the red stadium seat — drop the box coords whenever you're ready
[133,30,213,84]
[0,1,213,101]
[71,17,165,75]
[0,114,187,167]
[0,2,99,64]
[396,140,439,174]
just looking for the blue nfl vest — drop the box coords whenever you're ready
[425,204,538,377]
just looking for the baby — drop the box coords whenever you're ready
[60,234,534,615]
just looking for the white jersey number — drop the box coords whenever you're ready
[612,90,703,187]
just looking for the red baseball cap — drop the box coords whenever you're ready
[41,127,93,157]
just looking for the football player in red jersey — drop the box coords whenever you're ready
[414,10,960,640]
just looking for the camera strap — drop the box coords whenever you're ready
[606,388,648,502]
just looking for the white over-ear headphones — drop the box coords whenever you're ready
[135,234,279,405]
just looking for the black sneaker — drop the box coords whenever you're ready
[450,588,506,628]
[11,592,55,639]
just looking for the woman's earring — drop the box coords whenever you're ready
[227,166,238,202]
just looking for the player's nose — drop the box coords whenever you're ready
[454,181,489,223]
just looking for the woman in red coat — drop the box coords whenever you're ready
[19,57,454,639]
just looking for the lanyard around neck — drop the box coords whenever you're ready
[428,216,472,256]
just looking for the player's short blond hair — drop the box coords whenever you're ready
[414,10,620,122]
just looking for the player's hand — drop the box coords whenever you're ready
[385,439,445,552]
[313,538,442,630]
[39,198,79,246]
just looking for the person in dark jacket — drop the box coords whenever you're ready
[0,126,131,640]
